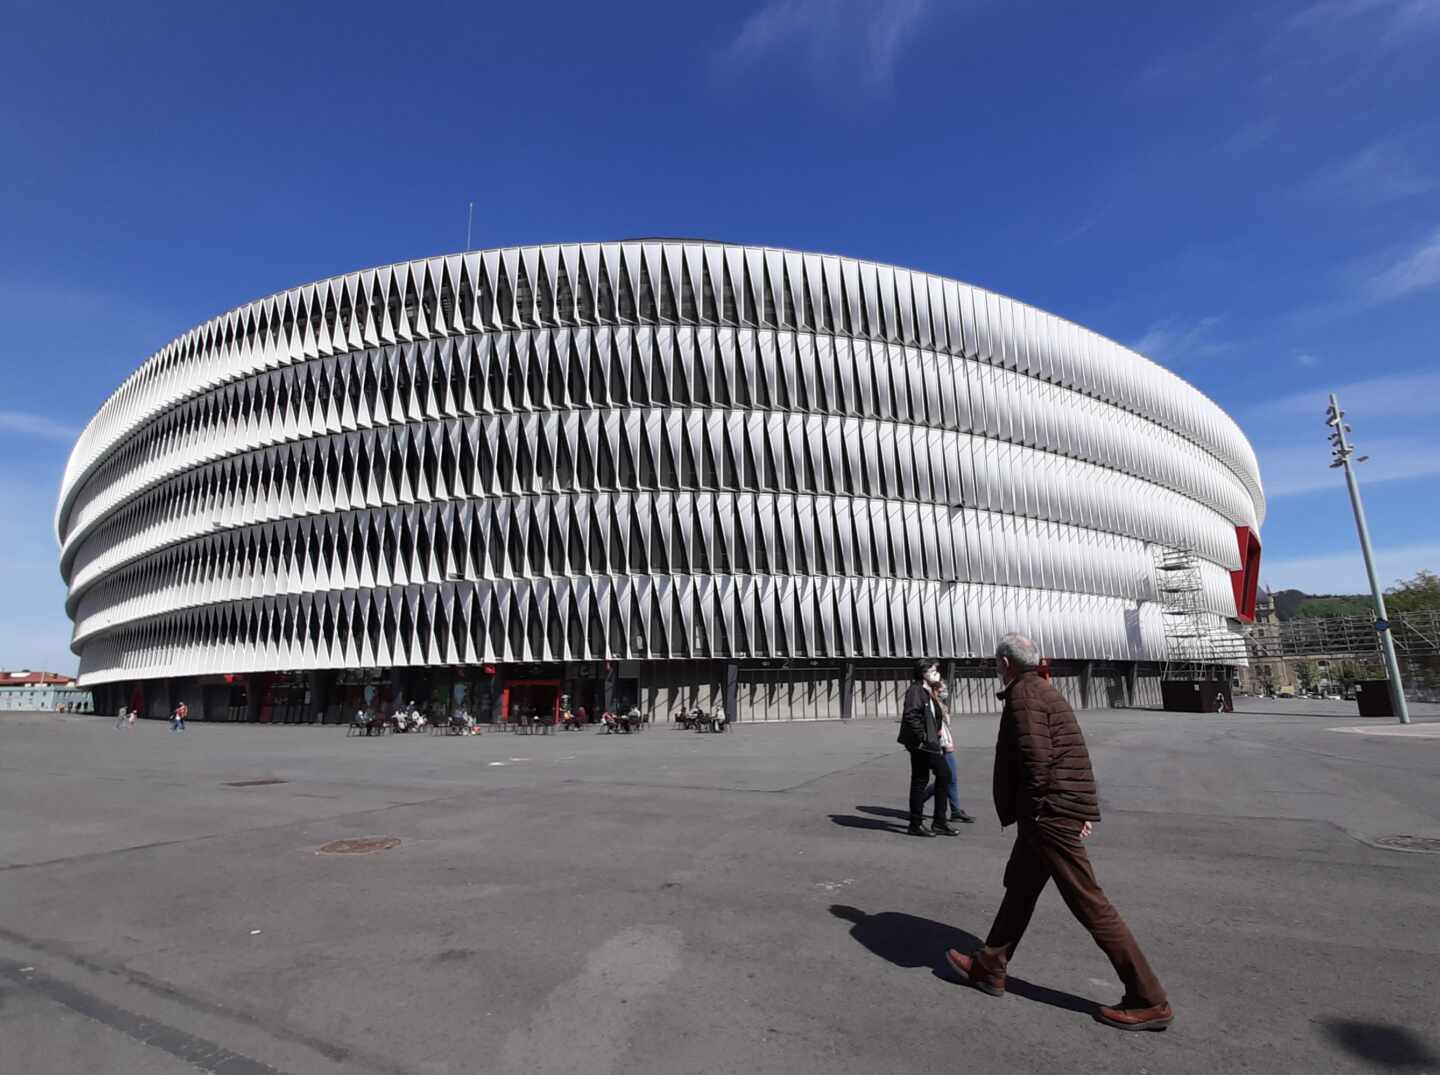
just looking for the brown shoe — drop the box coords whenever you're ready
[944,949,1005,996]
[1096,1001,1173,1031]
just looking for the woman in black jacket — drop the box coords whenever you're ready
[898,660,960,837]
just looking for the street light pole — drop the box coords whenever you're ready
[1326,393,1410,724]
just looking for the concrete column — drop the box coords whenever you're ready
[1081,661,1094,709]
[840,661,855,720]
[309,670,336,724]
[389,668,417,712]
[723,661,739,724]
[1126,662,1139,708]
[245,675,264,723]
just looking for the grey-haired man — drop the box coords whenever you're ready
[946,633,1173,1032]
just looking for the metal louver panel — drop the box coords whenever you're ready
[56,242,1264,685]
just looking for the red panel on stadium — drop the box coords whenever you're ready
[1231,526,1262,623]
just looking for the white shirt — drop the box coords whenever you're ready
[936,698,953,751]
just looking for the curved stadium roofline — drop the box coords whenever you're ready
[56,240,1264,544]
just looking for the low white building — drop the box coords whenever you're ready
[0,671,93,712]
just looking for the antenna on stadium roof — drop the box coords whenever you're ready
[465,202,474,252]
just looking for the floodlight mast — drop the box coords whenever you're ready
[1326,392,1409,724]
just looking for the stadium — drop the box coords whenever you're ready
[56,241,1264,723]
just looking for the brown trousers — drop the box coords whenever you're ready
[980,816,1166,1007]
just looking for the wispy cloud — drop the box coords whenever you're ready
[1057,217,1098,245]
[1302,138,1433,206]
[1259,435,1440,496]
[1223,116,1281,155]
[1260,540,1440,594]
[1356,226,1440,306]
[1283,226,1440,323]
[1286,0,1392,32]
[1270,369,1440,418]
[1285,0,1440,38]
[0,410,79,443]
[724,0,933,85]
[1130,315,1233,366]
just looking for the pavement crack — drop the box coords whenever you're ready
[0,925,413,1075]
[0,957,292,1075]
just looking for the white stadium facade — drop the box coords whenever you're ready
[56,241,1265,723]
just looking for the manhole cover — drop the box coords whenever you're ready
[1370,835,1440,854]
[225,778,288,787]
[317,837,401,855]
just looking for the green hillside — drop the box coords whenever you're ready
[1269,571,1439,622]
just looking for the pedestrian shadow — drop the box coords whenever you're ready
[829,905,1098,1017]
[829,814,905,834]
[855,805,911,821]
[1317,1018,1439,1070]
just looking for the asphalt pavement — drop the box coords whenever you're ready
[1,699,1438,1074]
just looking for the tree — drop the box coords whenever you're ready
[1331,659,1380,694]
[1295,596,1370,619]
[1295,659,1321,693]
[1386,570,1440,614]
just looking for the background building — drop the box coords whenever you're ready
[56,241,1264,722]
[0,670,92,712]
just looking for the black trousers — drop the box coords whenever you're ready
[908,749,950,824]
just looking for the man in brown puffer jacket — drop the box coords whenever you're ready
[945,633,1173,1032]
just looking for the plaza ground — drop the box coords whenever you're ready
[2,699,1438,1074]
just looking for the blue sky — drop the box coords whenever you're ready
[2,0,1437,674]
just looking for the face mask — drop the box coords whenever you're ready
[924,668,941,685]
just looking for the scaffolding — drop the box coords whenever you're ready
[1153,544,1246,680]
[1245,608,1440,661]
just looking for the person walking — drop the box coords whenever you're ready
[115,706,129,730]
[945,633,1173,1031]
[898,659,960,838]
[926,683,975,824]
[170,702,187,731]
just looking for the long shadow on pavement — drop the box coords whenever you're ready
[829,905,1098,1017]
[829,814,907,834]
[833,807,974,835]
[1317,1018,1440,1070]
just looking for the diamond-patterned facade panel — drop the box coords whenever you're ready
[56,242,1265,686]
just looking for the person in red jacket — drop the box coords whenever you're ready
[945,633,1173,1032]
